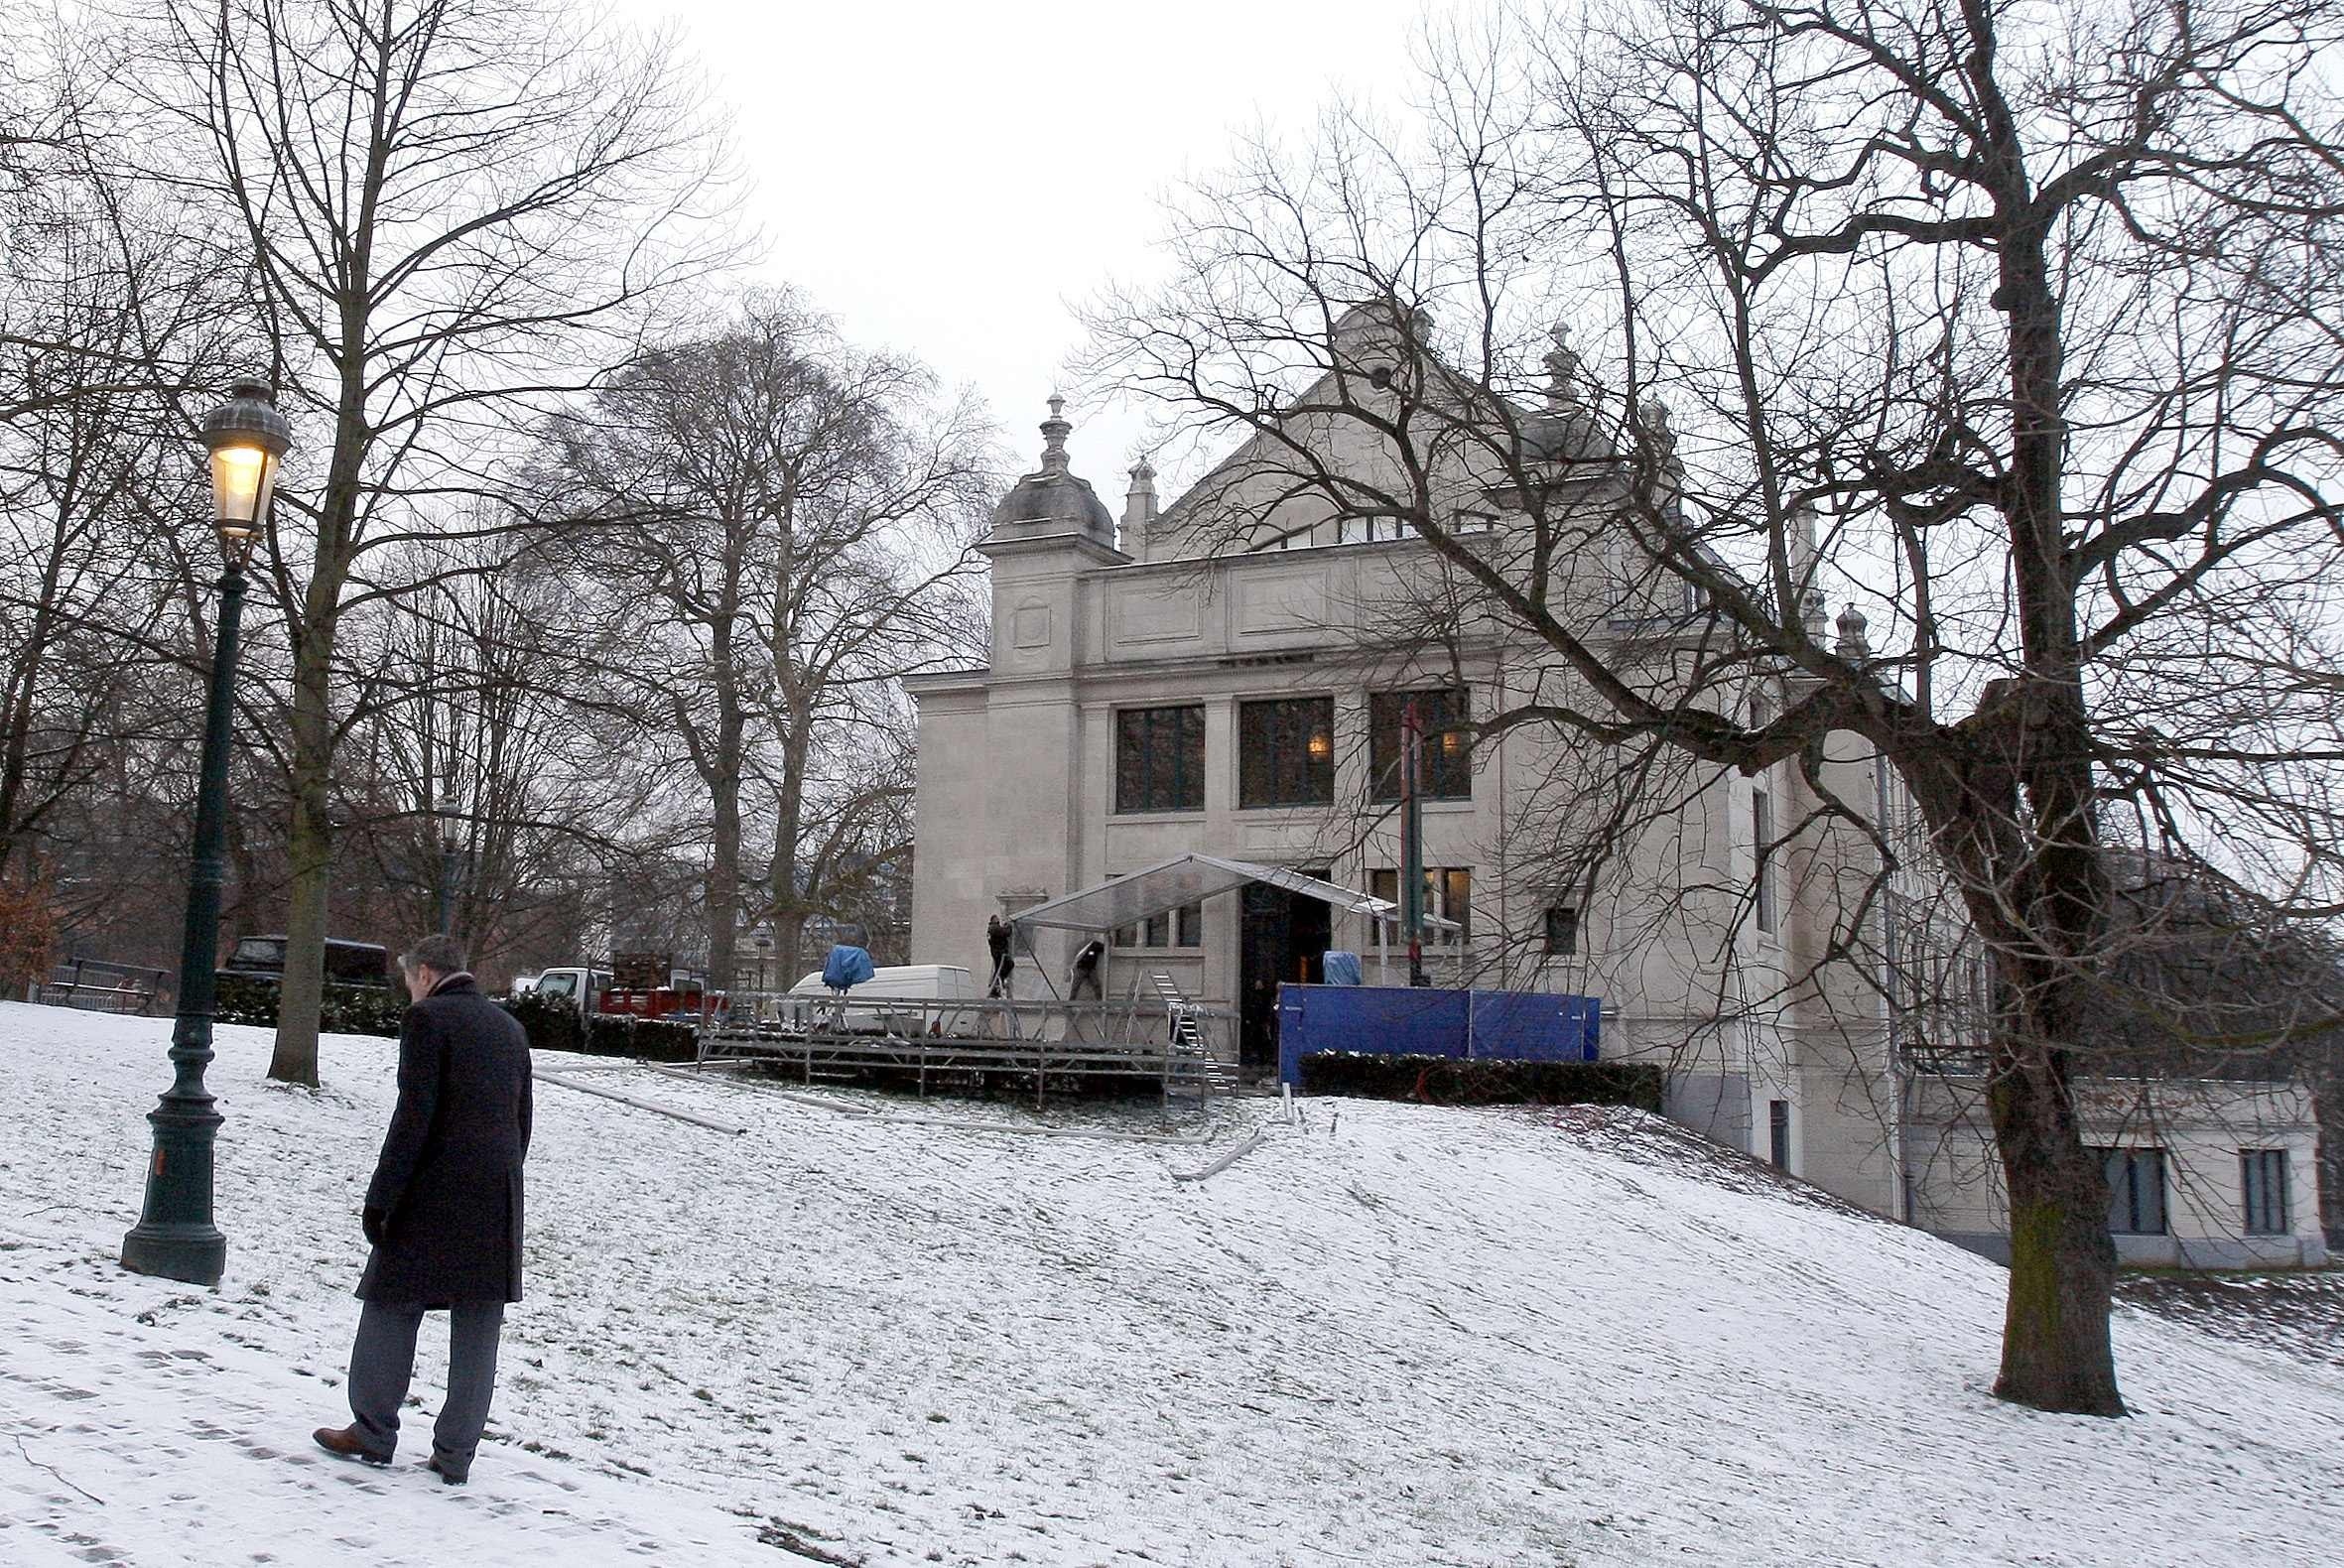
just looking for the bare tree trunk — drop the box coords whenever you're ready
[707,750,740,998]
[1990,1045,2122,1414]
[269,606,337,1086]
[1927,685,2123,1412]
[775,906,809,986]
[769,698,809,974]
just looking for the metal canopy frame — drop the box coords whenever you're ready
[1009,851,1459,938]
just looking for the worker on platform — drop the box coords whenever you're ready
[985,914,1015,998]
[1068,936,1107,1001]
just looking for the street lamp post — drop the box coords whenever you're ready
[121,379,292,1288]
[435,808,461,936]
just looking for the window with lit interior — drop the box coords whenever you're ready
[1369,689,1471,802]
[1238,697,1335,808]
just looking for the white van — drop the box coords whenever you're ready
[782,964,980,1036]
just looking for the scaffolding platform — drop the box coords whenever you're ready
[698,994,1239,1107]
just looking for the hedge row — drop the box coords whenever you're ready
[501,990,699,1063]
[1297,1053,1664,1110]
[214,973,407,1037]
[212,977,698,1063]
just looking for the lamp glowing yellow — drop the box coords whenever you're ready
[209,444,274,535]
[1307,730,1332,760]
[200,378,293,567]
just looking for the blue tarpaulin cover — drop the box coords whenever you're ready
[1275,983,1603,1085]
[821,945,876,992]
[1322,951,1364,986]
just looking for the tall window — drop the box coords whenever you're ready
[1370,866,1471,942]
[1369,689,1472,802]
[1752,787,1776,933]
[2242,1150,2290,1235]
[1768,1101,1791,1170]
[2095,1147,2168,1236]
[1115,705,1205,813]
[1115,902,1203,951]
[1542,905,1580,956]
[1238,697,1335,808]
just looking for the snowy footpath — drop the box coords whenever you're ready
[3,1001,2342,1566]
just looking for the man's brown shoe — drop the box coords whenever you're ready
[313,1425,391,1466]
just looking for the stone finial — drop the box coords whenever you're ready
[1542,324,1582,408]
[1835,601,1871,659]
[1039,393,1072,473]
[1122,457,1159,531]
[1633,397,1681,480]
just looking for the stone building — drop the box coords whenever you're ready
[906,315,2326,1264]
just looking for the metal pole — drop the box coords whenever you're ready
[437,831,458,935]
[122,566,246,1286]
[1402,698,1427,986]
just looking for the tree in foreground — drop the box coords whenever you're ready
[123,0,733,1084]
[1087,0,2344,1414]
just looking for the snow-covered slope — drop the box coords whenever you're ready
[2,1001,2339,1567]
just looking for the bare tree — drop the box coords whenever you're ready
[118,0,734,1084]
[781,688,920,971]
[1085,0,2344,1414]
[0,33,230,972]
[547,295,992,994]
[336,530,655,969]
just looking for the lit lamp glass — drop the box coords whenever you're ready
[1307,729,1332,760]
[201,378,293,567]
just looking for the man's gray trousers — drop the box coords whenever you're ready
[345,1300,505,1476]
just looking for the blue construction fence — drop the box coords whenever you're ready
[1275,982,1603,1087]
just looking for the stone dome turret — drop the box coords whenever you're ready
[988,394,1116,546]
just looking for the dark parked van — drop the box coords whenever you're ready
[219,935,396,989]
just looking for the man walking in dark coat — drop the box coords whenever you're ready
[313,933,532,1485]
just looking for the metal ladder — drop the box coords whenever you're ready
[1151,971,1212,1098]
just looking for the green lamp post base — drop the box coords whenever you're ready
[121,1219,227,1287]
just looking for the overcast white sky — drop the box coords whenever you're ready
[630,0,1437,498]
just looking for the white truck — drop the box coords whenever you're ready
[522,966,612,1015]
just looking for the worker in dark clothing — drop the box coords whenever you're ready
[1068,936,1107,1001]
[986,914,1015,998]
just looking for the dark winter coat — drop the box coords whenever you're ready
[357,974,533,1306]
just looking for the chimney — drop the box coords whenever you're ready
[1788,505,1829,642]
[1122,458,1158,533]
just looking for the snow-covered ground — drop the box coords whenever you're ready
[3,1002,2341,1566]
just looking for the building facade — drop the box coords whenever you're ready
[908,344,2326,1266]
[909,365,1903,1218]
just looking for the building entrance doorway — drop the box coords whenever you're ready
[1238,869,1332,1071]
